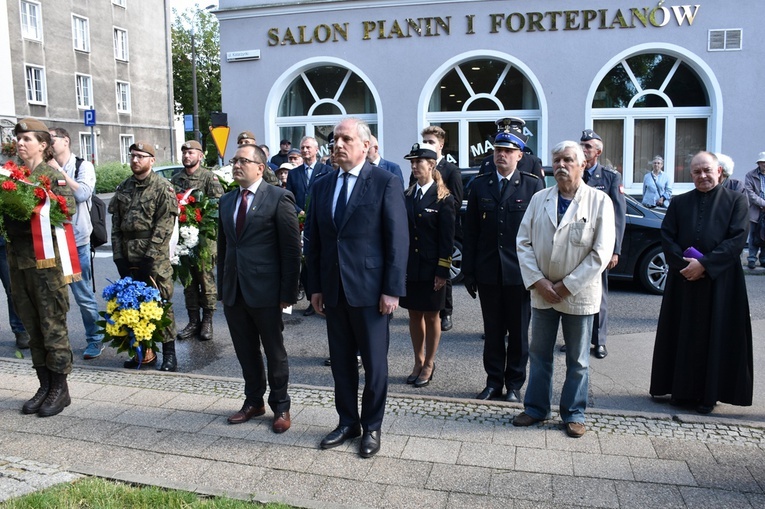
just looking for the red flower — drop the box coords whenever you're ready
[56,195,69,216]
[179,213,188,223]
[1,180,17,191]
[194,209,202,223]
[186,195,196,203]
[34,187,46,200]
[176,193,184,201]
[37,175,51,190]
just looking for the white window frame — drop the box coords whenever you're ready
[24,64,46,104]
[75,74,93,109]
[72,15,90,53]
[119,135,134,164]
[112,0,126,7]
[116,81,131,113]
[113,27,129,62]
[20,0,42,41]
[708,29,743,52]
[79,133,97,165]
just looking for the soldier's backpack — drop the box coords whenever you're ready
[74,157,108,248]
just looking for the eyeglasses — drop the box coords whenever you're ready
[229,157,259,166]
[130,153,152,160]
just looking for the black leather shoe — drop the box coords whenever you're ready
[320,424,361,449]
[159,353,177,372]
[696,404,715,414]
[360,430,381,458]
[559,344,567,352]
[440,315,452,331]
[504,389,521,403]
[303,305,316,316]
[476,386,501,400]
[593,345,608,359]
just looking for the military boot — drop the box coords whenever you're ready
[159,341,177,372]
[177,310,200,341]
[199,309,214,341]
[38,372,71,417]
[22,367,51,414]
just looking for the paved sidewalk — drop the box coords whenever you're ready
[1,359,764,508]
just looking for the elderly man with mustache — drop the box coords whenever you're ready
[513,141,615,438]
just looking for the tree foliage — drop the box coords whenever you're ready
[172,6,221,166]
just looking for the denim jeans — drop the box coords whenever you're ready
[523,307,593,424]
[747,224,765,265]
[0,244,25,333]
[70,244,103,345]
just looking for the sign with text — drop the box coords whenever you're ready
[84,109,96,126]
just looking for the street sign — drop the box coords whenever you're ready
[184,114,193,132]
[84,109,96,126]
[209,126,230,160]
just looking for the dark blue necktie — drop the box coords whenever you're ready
[334,172,349,227]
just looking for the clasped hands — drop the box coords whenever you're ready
[679,257,706,282]
[534,278,571,304]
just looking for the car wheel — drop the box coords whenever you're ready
[638,245,667,295]
[450,241,464,283]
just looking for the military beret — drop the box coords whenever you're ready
[404,143,437,160]
[181,140,203,152]
[237,131,256,144]
[14,117,49,136]
[129,141,155,157]
[581,129,602,142]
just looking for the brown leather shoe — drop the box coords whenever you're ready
[512,411,544,427]
[227,403,265,424]
[272,411,291,433]
[565,422,586,438]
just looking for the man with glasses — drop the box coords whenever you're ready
[172,141,224,342]
[218,144,301,434]
[47,127,103,359]
[109,141,179,371]
[577,129,626,359]
[237,131,279,185]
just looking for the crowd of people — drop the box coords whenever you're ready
[1,115,755,457]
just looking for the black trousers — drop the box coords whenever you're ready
[591,269,609,346]
[477,283,530,391]
[224,291,290,413]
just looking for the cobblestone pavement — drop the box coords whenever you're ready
[1,358,764,508]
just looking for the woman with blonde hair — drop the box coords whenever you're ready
[399,143,456,387]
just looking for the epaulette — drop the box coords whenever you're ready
[519,171,540,180]
[473,172,490,179]
[603,166,619,175]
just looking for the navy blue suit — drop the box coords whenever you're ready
[374,158,405,188]
[585,162,627,347]
[307,162,408,431]
[286,161,332,213]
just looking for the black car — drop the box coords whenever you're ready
[455,166,669,295]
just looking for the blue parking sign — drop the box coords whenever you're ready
[84,109,96,126]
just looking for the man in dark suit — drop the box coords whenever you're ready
[418,126,463,332]
[463,118,544,403]
[307,118,408,458]
[367,135,405,187]
[217,144,302,434]
[286,136,332,316]
[479,118,545,181]
[579,129,626,359]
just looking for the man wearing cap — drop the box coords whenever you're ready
[47,126,104,360]
[579,129,626,359]
[171,141,224,342]
[744,152,765,269]
[237,132,279,186]
[418,126,463,332]
[367,135,404,187]
[463,121,544,402]
[479,118,545,181]
[7,118,77,417]
[110,141,179,371]
[275,162,293,188]
[270,139,292,168]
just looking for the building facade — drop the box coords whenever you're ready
[216,0,764,194]
[0,0,176,164]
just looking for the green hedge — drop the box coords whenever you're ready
[95,162,131,193]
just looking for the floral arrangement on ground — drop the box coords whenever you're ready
[171,189,219,286]
[0,160,70,233]
[98,277,172,362]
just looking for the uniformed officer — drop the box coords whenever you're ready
[579,129,626,359]
[110,141,179,371]
[7,118,77,417]
[479,118,545,181]
[172,140,224,342]
[463,118,544,402]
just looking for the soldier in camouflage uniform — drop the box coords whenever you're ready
[110,141,179,371]
[171,140,224,341]
[6,118,76,417]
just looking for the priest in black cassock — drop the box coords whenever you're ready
[650,151,753,414]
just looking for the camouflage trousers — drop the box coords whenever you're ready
[10,266,73,374]
[183,263,217,311]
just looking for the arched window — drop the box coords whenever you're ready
[423,55,543,168]
[276,64,377,158]
[590,51,714,191]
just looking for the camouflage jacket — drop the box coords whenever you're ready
[170,165,224,199]
[5,161,76,270]
[109,170,178,263]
